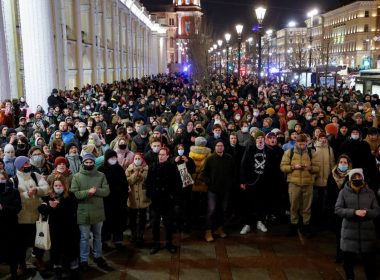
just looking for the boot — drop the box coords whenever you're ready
[214,227,227,238]
[205,230,214,242]
[136,231,144,248]
[130,229,137,243]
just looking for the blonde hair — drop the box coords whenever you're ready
[49,174,69,199]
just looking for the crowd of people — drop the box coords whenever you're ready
[0,73,379,280]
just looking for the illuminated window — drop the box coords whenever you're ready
[365,10,369,18]
[185,0,190,4]
[185,21,191,33]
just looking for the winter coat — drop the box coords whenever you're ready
[280,147,319,186]
[98,163,129,232]
[335,183,380,253]
[47,170,73,189]
[114,148,134,170]
[65,153,82,174]
[201,152,236,194]
[16,171,49,224]
[313,141,335,187]
[0,181,21,261]
[3,156,15,177]
[189,145,211,192]
[126,164,150,209]
[240,144,267,187]
[236,131,251,147]
[263,144,286,190]
[71,166,110,225]
[38,193,79,261]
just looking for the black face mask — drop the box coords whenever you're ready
[352,179,363,187]
[23,166,32,173]
[196,128,203,133]
[119,144,127,150]
[17,144,26,150]
[83,165,94,171]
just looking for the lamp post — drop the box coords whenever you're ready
[235,24,243,80]
[255,6,267,83]
[224,33,231,84]
[217,40,223,76]
[266,29,273,78]
[213,43,217,73]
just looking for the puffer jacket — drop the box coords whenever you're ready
[71,165,110,225]
[126,163,150,209]
[189,145,211,192]
[16,171,49,224]
[313,141,335,187]
[280,147,319,186]
[335,183,380,253]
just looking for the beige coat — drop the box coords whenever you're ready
[126,164,150,209]
[280,147,320,186]
[313,141,335,187]
[16,171,49,224]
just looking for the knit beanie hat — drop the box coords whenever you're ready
[254,130,265,139]
[82,153,96,163]
[14,156,30,170]
[287,120,298,130]
[4,144,15,153]
[195,136,207,147]
[348,168,364,181]
[138,125,148,135]
[266,107,275,116]
[54,156,67,167]
[263,117,273,127]
[325,123,338,136]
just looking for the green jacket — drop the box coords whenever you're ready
[71,165,110,225]
[200,152,235,193]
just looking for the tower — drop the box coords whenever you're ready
[173,0,203,64]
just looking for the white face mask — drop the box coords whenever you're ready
[253,112,259,117]
[108,159,117,165]
[152,147,160,153]
[134,159,142,166]
[54,187,64,195]
[351,134,359,140]
[242,127,249,133]
[178,149,184,156]
[78,127,87,134]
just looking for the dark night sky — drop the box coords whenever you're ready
[141,0,344,38]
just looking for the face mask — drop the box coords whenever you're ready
[306,115,312,121]
[253,112,259,117]
[23,166,31,173]
[88,139,95,145]
[134,159,142,166]
[83,164,94,171]
[32,155,43,164]
[242,127,249,133]
[78,127,87,134]
[0,179,6,184]
[54,187,64,195]
[352,179,363,187]
[351,134,359,140]
[127,129,134,134]
[178,149,184,156]
[119,144,127,150]
[235,116,241,121]
[140,134,147,138]
[358,106,363,110]
[196,128,203,133]
[108,159,117,165]
[152,147,160,153]
[17,144,26,150]
[338,165,348,172]
[214,132,221,139]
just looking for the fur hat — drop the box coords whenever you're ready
[348,168,364,181]
[14,156,29,170]
[195,137,207,147]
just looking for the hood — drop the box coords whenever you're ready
[190,145,211,155]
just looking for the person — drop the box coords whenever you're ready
[201,139,235,242]
[13,156,49,273]
[326,154,352,263]
[144,147,182,254]
[3,143,16,176]
[113,138,134,170]
[335,168,380,280]
[65,143,82,174]
[29,146,53,178]
[239,130,269,235]
[98,149,129,250]
[47,156,73,187]
[126,153,150,246]
[280,134,319,237]
[0,170,22,280]
[70,153,110,270]
[38,175,80,279]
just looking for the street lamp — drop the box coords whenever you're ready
[213,44,218,73]
[255,6,267,83]
[235,24,243,79]
[217,40,223,76]
[266,29,273,78]
[225,33,231,83]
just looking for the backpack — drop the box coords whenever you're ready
[289,147,314,161]
[11,172,39,189]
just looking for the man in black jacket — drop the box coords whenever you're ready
[145,147,182,254]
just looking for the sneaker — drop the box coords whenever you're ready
[214,227,227,238]
[256,221,268,232]
[93,257,109,269]
[240,224,251,235]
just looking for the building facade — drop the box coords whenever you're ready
[0,0,168,110]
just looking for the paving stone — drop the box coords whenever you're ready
[226,244,261,258]
[284,268,323,280]
[231,268,270,280]
[179,268,219,280]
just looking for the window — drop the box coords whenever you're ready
[364,24,369,32]
[170,37,174,48]
[170,53,174,63]
[365,10,369,18]
[185,0,190,4]
[185,21,191,33]
[169,18,174,26]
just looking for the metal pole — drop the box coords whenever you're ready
[226,45,229,84]
[258,27,262,83]
[219,54,222,76]
[214,54,217,73]
[238,38,241,79]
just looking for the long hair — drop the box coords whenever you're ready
[48,174,69,199]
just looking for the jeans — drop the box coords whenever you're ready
[206,191,229,230]
[79,222,103,262]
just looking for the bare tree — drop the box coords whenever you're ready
[186,17,213,86]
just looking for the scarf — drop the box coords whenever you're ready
[53,168,71,177]
[66,154,81,174]
[331,166,348,189]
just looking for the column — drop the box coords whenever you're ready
[113,0,119,81]
[0,0,11,100]
[102,0,108,83]
[90,0,99,84]
[19,0,57,110]
[73,0,83,87]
